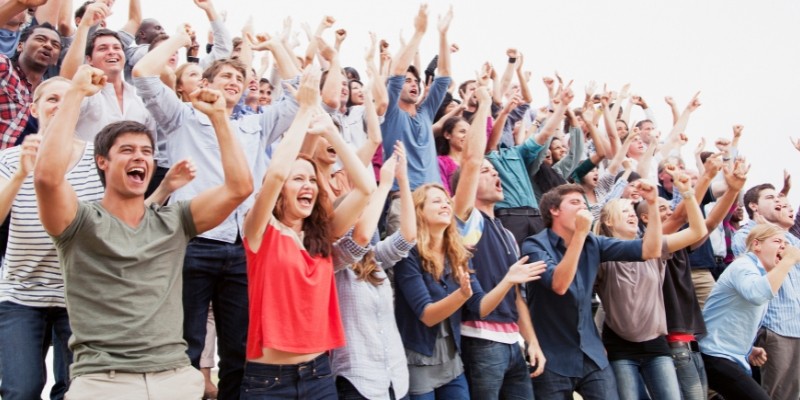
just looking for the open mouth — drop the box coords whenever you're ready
[298,192,313,207]
[495,180,502,191]
[326,146,336,156]
[127,167,146,184]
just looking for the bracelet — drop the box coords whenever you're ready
[508,57,517,63]
[681,190,695,198]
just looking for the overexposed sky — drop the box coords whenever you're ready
[94,0,800,208]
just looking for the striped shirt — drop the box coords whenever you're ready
[731,220,800,338]
[0,142,103,307]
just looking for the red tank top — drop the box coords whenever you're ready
[244,219,345,359]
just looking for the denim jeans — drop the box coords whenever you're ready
[701,353,770,400]
[0,302,72,400]
[409,373,469,400]
[531,356,619,400]
[335,376,408,400]
[240,354,337,399]
[669,346,707,400]
[461,337,534,399]
[611,356,681,400]
[182,238,249,400]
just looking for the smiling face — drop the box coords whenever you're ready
[420,186,453,228]
[30,79,70,130]
[312,136,337,166]
[606,200,638,239]
[278,158,319,222]
[550,138,567,163]
[622,180,642,203]
[206,65,245,108]
[348,81,364,105]
[96,132,154,197]
[18,27,62,71]
[444,120,469,153]
[87,34,125,76]
[258,82,273,106]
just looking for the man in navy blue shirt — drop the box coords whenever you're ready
[521,183,662,399]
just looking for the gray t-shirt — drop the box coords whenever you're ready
[52,200,196,378]
[596,238,671,343]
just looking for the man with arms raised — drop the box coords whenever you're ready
[33,65,252,399]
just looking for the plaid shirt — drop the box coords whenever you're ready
[0,55,32,150]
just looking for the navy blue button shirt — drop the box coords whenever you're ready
[394,247,485,357]
[521,229,644,377]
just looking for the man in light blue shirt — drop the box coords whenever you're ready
[132,29,300,399]
[731,183,800,400]
[701,223,800,400]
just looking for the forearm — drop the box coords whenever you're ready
[356,95,382,167]
[328,132,375,196]
[767,259,796,293]
[210,114,252,195]
[534,103,567,146]
[0,1,26,27]
[515,290,536,344]
[487,110,508,152]
[60,24,90,79]
[120,0,141,35]
[621,98,633,126]
[0,174,25,220]
[427,34,445,78]
[144,181,171,206]
[271,40,301,79]
[479,279,515,317]
[352,182,391,246]
[320,55,343,109]
[37,90,84,184]
[517,69,533,103]
[133,35,186,78]
[705,188,738,231]
[495,62,514,103]
[641,200,663,258]
[397,174,415,242]
[420,291,468,327]
[391,32,423,75]
[552,236,586,294]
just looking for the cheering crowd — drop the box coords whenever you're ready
[0,0,798,399]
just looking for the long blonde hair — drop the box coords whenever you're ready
[412,183,471,282]
[352,251,385,286]
[594,198,634,238]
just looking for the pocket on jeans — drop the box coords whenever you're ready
[242,374,281,393]
[671,349,692,365]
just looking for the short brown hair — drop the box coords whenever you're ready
[202,58,248,84]
[94,121,154,187]
[539,184,585,228]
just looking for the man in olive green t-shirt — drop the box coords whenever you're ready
[33,65,253,399]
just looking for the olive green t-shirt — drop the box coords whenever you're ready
[52,200,196,378]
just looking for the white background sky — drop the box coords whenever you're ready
[90,0,800,208]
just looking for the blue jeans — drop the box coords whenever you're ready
[611,356,681,400]
[240,354,337,399]
[531,356,619,400]
[409,373,469,399]
[461,337,533,399]
[183,238,249,400]
[0,302,72,400]
[670,346,707,400]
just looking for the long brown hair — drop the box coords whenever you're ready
[352,251,385,286]
[274,155,333,257]
[413,183,471,282]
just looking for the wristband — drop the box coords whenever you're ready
[508,57,517,63]
[681,190,695,198]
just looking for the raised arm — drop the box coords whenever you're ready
[144,159,196,206]
[323,117,377,238]
[495,48,517,103]
[453,86,490,221]
[187,88,253,234]
[317,35,343,110]
[247,32,301,79]
[132,25,191,78]
[550,209,592,295]
[665,96,680,125]
[355,75,383,167]
[638,181,663,259]
[0,0,44,27]
[391,4,427,76]
[0,135,40,220]
[664,174,708,252]
[660,92,701,158]
[119,0,142,36]
[516,54,533,103]
[242,69,319,251]
[59,1,109,79]
[365,32,388,115]
[34,66,105,236]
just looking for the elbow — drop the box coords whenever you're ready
[642,247,662,260]
[232,175,254,201]
[551,281,568,296]
[132,64,146,78]
[33,171,60,191]
[351,230,372,247]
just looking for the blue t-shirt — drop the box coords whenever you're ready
[381,75,451,191]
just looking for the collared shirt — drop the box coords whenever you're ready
[133,75,299,243]
[488,135,545,210]
[331,231,414,400]
[521,229,644,377]
[699,253,774,372]
[0,54,32,150]
[74,81,156,142]
[731,220,800,338]
[381,75,451,191]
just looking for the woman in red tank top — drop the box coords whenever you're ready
[240,68,376,399]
